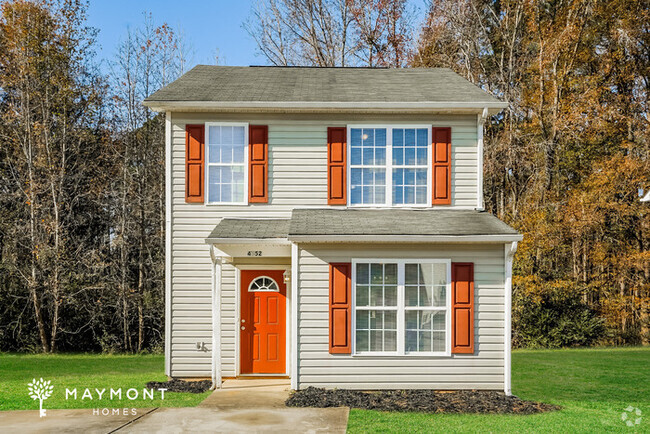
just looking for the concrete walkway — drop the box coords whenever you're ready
[0,380,349,433]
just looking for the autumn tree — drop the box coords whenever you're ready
[0,0,112,352]
[415,0,650,344]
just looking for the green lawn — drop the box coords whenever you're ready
[0,353,209,411]
[1,348,648,432]
[348,347,650,433]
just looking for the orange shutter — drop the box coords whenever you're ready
[249,125,268,203]
[452,262,474,354]
[329,262,351,354]
[327,127,347,205]
[432,127,452,205]
[185,124,204,203]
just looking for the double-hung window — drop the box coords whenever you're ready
[206,123,247,204]
[353,259,451,356]
[349,126,431,207]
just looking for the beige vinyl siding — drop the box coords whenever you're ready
[296,243,505,390]
[169,112,480,377]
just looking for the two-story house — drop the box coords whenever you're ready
[144,66,522,394]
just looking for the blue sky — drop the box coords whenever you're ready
[87,0,427,72]
[87,0,261,70]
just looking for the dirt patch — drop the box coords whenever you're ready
[286,387,560,414]
[146,379,212,394]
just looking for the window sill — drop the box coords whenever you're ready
[350,352,451,358]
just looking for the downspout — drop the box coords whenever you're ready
[209,245,222,390]
[504,241,518,396]
[477,107,488,211]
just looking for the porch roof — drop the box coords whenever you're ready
[205,209,521,244]
[287,209,521,242]
[206,218,290,242]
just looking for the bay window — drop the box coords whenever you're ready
[349,126,431,207]
[353,259,451,355]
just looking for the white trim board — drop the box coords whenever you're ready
[164,111,172,377]
[290,243,299,390]
[504,241,518,396]
[144,100,508,113]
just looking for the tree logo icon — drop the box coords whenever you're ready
[621,406,642,427]
[27,378,54,417]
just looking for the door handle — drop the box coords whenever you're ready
[241,326,245,330]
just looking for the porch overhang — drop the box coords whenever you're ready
[286,208,523,243]
[204,210,523,251]
[205,218,292,260]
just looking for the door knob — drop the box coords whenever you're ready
[241,326,245,330]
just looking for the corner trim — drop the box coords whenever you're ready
[504,241,518,396]
[210,248,222,389]
[164,111,172,377]
[477,108,488,211]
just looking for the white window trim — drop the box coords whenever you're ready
[351,258,452,357]
[205,122,249,205]
[347,125,432,208]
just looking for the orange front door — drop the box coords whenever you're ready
[240,270,287,374]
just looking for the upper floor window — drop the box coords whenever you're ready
[349,126,431,207]
[206,123,247,204]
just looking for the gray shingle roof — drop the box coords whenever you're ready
[207,218,290,240]
[288,209,519,237]
[145,65,504,106]
[205,210,520,243]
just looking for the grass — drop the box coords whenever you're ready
[347,347,650,433]
[0,353,209,411]
[1,348,648,432]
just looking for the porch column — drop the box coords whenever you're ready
[291,243,299,390]
[210,246,222,389]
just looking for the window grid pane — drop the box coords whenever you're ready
[355,262,398,352]
[405,263,446,307]
[350,128,387,205]
[405,310,446,353]
[392,128,428,205]
[355,263,397,308]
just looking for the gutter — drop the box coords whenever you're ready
[287,234,523,243]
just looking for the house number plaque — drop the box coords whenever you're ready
[247,250,262,257]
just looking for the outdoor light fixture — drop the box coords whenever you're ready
[283,269,291,284]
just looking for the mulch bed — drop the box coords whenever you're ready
[286,387,560,414]
[145,379,212,394]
